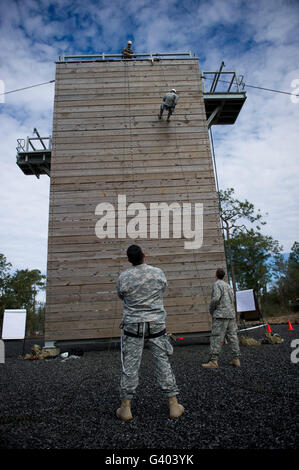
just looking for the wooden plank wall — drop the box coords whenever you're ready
[44,58,226,341]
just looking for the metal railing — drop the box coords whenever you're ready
[202,61,246,94]
[16,128,52,154]
[58,51,197,62]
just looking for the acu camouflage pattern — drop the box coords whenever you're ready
[209,279,240,360]
[160,92,179,117]
[120,322,179,399]
[209,279,236,319]
[117,264,167,324]
[209,318,240,361]
[162,92,179,108]
[117,263,179,399]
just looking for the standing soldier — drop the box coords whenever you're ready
[121,40,135,59]
[158,88,179,121]
[202,268,241,369]
[116,244,184,421]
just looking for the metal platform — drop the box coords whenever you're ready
[15,60,246,179]
[58,51,197,63]
[16,128,51,178]
[204,92,247,126]
[202,61,247,127]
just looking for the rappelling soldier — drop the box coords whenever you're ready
[116,244,184,421]
[121,40,135,59]
[202,268,241,369]
[158,88,179,121]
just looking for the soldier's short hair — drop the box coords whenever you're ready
[127,244,144,265]
[216,268,225,279]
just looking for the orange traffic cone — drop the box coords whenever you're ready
[267,324,272,333]
[288,321,294,331]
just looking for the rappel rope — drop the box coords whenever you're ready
[118,58,140,371]
[109,60,130,355]
[118,60,130,367]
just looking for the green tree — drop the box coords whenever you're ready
[287,242,299,303]
[0,254,12,289]
[6,269,46,335]
[271,242,299,312]
[0,254,13,319]
[35,302,46,335]
[228,229,282,300]
[218,188,267,299]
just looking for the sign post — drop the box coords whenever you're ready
[1,309,27,357]
[236,290,262,324]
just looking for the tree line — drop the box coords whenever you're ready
[219,188,299,316]
[0,254,45,336]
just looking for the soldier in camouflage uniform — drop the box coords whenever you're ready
[202,268,241,369]
[116,244,184,421]
[158,89,179,121]
[121,40,135,59]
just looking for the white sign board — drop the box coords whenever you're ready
[2,309,27,340]
[236,290,256,313]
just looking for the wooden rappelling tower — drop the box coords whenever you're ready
[16,52,246,344]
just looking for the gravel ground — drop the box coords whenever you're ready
[0,324,298,450]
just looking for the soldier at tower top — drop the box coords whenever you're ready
[121,40,135,59]
[115,244,184,421]
[158,89,179,121]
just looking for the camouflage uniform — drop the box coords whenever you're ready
[117,264,179,400]
[121,46,135,59]
[159,92,179,118]
[209,280,241,361]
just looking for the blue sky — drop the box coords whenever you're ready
[0,0,299,288]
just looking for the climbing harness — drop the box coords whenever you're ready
[159,59,210,303]
[123,323,166,339]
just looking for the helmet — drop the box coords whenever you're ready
[170,88,176,93]
[128,40,132,45]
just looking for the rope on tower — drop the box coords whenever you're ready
[0,79,55,96]
[159,59,208,310]
[107,60,130,352]
[201,75,299,97]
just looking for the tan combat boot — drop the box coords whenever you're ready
[202,360,219,369]
[168,396,184,419]
[230,358,241,367]
[116,399,133,421]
